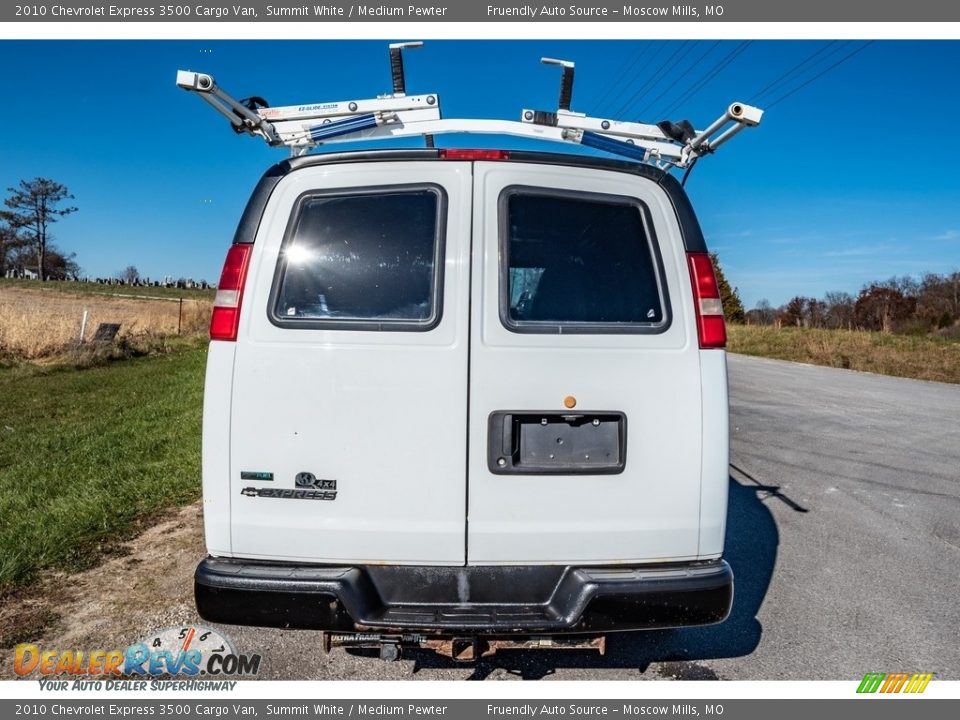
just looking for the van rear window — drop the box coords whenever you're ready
[271,187,444,330]
[501,189,668,333]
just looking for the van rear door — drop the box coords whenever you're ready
[228,161,471,564]
[467,161,703,564]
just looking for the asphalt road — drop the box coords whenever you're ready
[211,354,960,680]
[10,355,954,681]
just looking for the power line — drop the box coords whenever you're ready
[635,40,722,120]
[590,43,655,113]
[766,41,874,109]
[609,41,692,119]
[613,41,693,119]
[598,42,668,117]
[657,41,751,120]
[659,41,753,120]
[623,41,701,119]
[750,41,840,102]
[605,41,686,117]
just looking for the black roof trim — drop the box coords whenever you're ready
[231,162,287,246]
[232,150,441,245]
[287,148,441,170]
[232,149,706,253]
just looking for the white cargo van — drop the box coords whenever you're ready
[179,49,761,658]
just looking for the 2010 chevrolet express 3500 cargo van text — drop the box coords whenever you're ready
[177,45,762,659]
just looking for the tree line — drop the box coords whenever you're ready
[0,178,79,281]
[745,275,960,334]
[3,182,956,334]
[709,254,958,335]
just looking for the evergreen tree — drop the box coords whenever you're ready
[709,252,745,323]
[4,178,78,281]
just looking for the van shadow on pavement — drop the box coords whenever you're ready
[392,472,794,679]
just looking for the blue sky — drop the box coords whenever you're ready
[1,40,958,307]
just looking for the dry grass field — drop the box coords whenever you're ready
[728,324,960,384]
[0,285,211,360]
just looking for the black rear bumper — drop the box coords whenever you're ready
[195,557,732,635]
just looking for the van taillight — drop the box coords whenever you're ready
[438,149,510,161]
[210,244,252,342]
[687,252,726,349]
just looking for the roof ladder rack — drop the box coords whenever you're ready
[176,41,438,154]
[521,57,763,169]
[176,42,763,170]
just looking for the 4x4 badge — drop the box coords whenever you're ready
[295,472,337,490]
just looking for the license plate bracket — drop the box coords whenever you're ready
[487,411,626,475]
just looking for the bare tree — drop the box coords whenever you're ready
[749,298,776,325]
[915,272,960,325]
[3,178,78,281]
[824,291,855,330]
[121,265,140,284]
[806,298,828,328]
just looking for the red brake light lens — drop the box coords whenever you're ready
[439,149,510,161]
[687,252,726,349]
[210,244,252,342]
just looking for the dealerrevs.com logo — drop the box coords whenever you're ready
[14,625,261,689]
[857,672,934,694]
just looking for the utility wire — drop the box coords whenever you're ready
[766,41,874,109]
[636,40,722,120]
[609,41,692,119]
[657,41,751,120]
[612,41,692,119]
[591,43,655,114]
[750,41,840,103]
[660,41,753,120]
[598,42,668,117]
[622,41,700,119]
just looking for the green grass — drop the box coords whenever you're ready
[0,278,215,301]
[728,325,960,384]
[0,347,207,590]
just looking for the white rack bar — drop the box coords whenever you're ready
[280,117,688,165]
[258,93,440,123]
[524,108,678,143]
[272,107,443,147]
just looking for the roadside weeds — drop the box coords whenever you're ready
[728,325,960,384]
